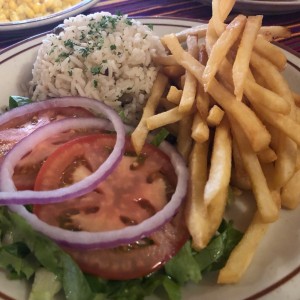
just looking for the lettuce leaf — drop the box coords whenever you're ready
[0,207,242,300]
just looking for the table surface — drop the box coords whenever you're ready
[0,0,299,54]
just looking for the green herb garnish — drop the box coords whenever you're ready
[9,96,32,109]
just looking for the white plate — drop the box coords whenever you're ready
[0,0,98,32]
[0,17,300,300]
[200,0,300,14]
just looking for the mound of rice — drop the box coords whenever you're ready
[29,12,166,124]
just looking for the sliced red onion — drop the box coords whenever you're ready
[0,97,126,204]
[8,140,188,249]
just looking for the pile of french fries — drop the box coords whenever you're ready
[131,0,300,284]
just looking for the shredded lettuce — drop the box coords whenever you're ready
[0,207,242,300]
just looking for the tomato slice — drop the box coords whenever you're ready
[34,134,189,280]
[0,106,93,190]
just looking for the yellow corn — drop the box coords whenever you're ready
[0,0,81,22]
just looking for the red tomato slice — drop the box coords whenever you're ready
[0,106,93,190]
[34,134,189,280]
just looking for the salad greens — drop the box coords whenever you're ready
[0,206,242,300]
[9,96,32,109]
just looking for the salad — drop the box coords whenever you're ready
[0,96,242,300]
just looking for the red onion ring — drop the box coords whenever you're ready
[8,140,188,249]
[0,97,126,204]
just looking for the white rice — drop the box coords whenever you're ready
[29,12,166,124]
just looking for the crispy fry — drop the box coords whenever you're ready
[152,54,178,66]
[129,0,298,286]
[254,104,300,147]
[229,117,279,223]
[162,65,185,78]
[206,105,225,127]
[258,25,291,41]
[218,211,269,284]
[232,15,263,101]
[191,112,209,143]
[206,19,219,55]
[146,106,189,130]
[203,15,247,91]
[211,0,226,35]
[293,91,300,107]
[254,35,287,71]
[174,24,208,43]
[257,147,277,163]
[231,138,251,190]
[281,169,300,209]
[251,51,297,187]
[244,79,291,115]
[185,141,209,250]
[178,35,198,113]
[166,85,182,105]
[162,33,271,152]
[204,118,232,206]
[250,51,295,109]
[177,115,194,161]
[196,82,210,119]
[131,73,168,154]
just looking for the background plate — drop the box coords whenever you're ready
[199,0,300,14]
[0,0,98,33]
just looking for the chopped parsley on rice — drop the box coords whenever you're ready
[29,12,166,125]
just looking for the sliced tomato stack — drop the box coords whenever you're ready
[0,97,189,280]
[34,134,189,280]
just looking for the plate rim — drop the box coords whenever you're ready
[0,16,299,300]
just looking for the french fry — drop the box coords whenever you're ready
[177,115,194,161]
[206,19,219,55]
[203,15,247,91]
[178,35,198,113]
[273,133,297,189]
[195,82,210,120]
[232,15,263,101]
[185,141,209,250]
[257,147,277,163]
[162,65,185,78]
[131,72,168,154]
[198,43,208,66]
[218,211,269,284]
[204,118,232,206]
[296,147,300,171]
[146,106,189,130]
[191,112,209,143]
[250,51,295,109]
[229,117,279,223]
[258,25,291,41]
[254,35,287,71]
[219,0,236,21]
[244,79,291,115]
[211,0,226,36]
[254,104,300,147]
[251,51,297,188]
[206,186,229,246]
[231,139,252,190]
[162,33,271,152]
[166,86,182,105]
[206,105,225,127]
[152,54,178,66]
[174,24,208,43]
[131,0,298,286]
[281,169,300,209]
[293,91,300,107]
